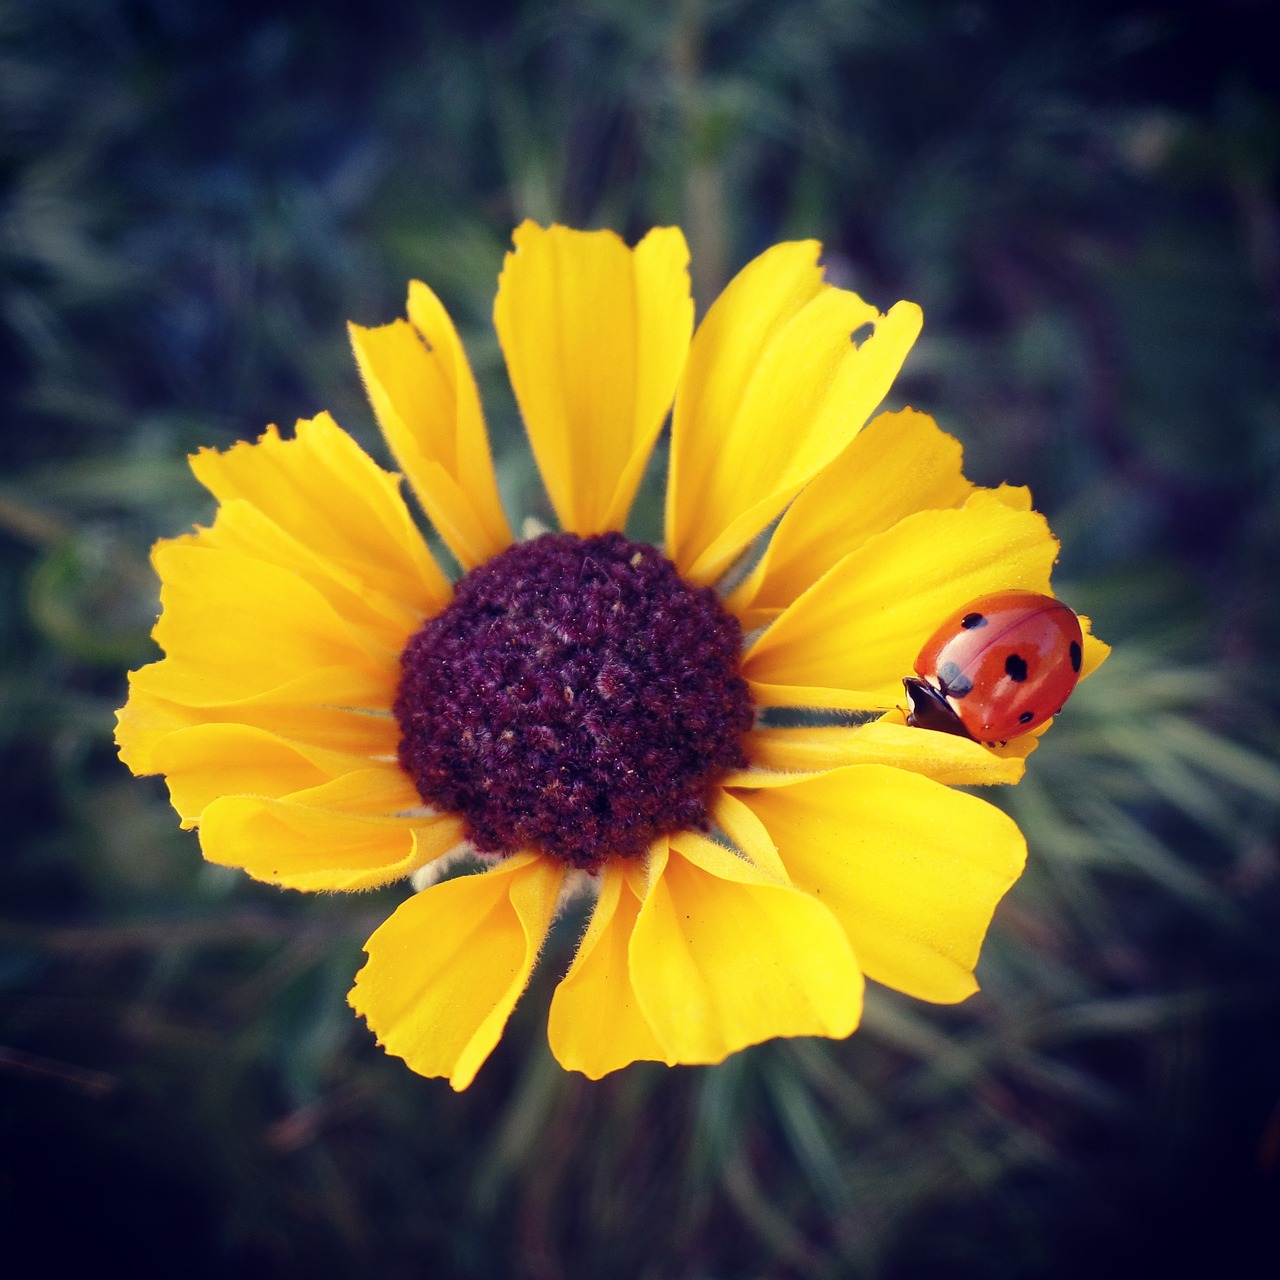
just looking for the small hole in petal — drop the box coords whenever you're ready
[850,321,875,346]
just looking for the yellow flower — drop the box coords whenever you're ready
[116,223,1108,1090]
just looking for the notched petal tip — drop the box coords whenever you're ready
[494,221,693,538]
[350,294,512,568]
[667,250,926,585]
[183,409,449,617]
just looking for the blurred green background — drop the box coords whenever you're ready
[3,0,1278,1275]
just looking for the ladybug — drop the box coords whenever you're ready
[903,590,1084,745]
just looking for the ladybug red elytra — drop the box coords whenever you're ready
[903,590,1084,745]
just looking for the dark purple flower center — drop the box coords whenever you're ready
[395,531,753,872]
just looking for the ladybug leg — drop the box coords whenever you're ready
[903,677,975,740]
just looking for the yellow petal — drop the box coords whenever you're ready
[147,722,396,827]
[493,222,693,535]
[742,491,1060,709]
[1078,619,1111,678]
[734,765,1026,1003]
[743,720,1031,786]
[198,785,465,892]
[349,280,513,567]
[119,670,399,764]
[708,786,790,882]
[271,763,426,816]
[727,408,972,626]
[350,853,564,1090]
[116,683,216,774]
[144,540,398,706]
[547,860,671,1078]
[189,413,449,612]
[989,482,1032,511]
[628,833,863,1065]
[193,498,423,652]
[665,240,923,585]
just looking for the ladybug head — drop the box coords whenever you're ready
[902,677,974,740]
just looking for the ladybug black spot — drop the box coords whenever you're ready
[1005,653,1029,683]
[960,612,987,630]
[1069,640,1082,673]
[937,661,973,697]
[1018,710,1035,724]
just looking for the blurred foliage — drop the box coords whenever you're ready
[3,0,1279,1276]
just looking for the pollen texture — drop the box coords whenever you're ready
[395,532,753,871]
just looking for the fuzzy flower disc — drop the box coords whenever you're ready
[395,531,753,870]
